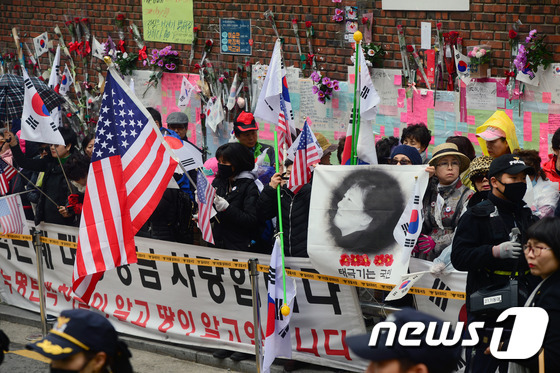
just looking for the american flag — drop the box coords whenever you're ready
[0,159,17,195]
[276,112,292,166]
[286,121,321,194]
[0,194,25,234]
[196,170,216,244]
[72,67,178,303]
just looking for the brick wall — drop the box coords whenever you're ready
[0,0,559,84]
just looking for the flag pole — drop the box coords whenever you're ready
[273,131,288,308]
[350,32,362,166]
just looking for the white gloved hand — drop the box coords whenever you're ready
[492,241,522,259]
[213,195,229,212]
[429,262,448,278]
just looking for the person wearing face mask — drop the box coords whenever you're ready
[514,149,559,219]
[451,154,540,373]
[27,309,133,373]
[211,142,262,253]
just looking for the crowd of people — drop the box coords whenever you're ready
[2,107,560,371]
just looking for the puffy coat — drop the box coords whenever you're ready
[257,183,312,257]
[211,172,261,252]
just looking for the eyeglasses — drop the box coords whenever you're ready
[388,158,412,165]
[523,243,552,257]
[436,160,460,168]
[471,173,489,183]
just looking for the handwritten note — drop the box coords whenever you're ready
[142,0,194,44]
[466,82,498,111]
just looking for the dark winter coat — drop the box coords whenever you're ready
[211,173,260,252]
[451,193,539,312]
[257,183,312,257]
[136,187,194,243]
[11,145,75,226]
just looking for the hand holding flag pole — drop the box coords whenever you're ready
[273,131,290,316]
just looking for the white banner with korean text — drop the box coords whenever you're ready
[0,223,368,372]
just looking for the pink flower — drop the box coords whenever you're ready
[158,60,164,67]
[332,81,340,91]
[318,96,326,104]
[218,76,225,83]
[165,63,176,71]
[312,85,319,94]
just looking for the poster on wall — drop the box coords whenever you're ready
[142,0,194,44]
[220,19,252,55]
[381,0,469,11]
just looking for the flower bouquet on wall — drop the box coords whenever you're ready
[514,29,553,86]
[467,46,491,78]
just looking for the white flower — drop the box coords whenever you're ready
[475,51,483,59]
[367,49,375,56]
[123,52,128,59]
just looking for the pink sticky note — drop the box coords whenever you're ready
[375,134,382,143]
[331,98,339,109]
[393,127,400,137]
[397,98,405,108]
[540,124,549,160]
[543,92,552,104]
[454,131,463,136]
[260,123,274,140]
[400,112,408,123]
[334,131,346,140]
[467,115,476,126]
[349,73,355,85]
[398,88,406,99]
[468,132,478,144]
[394,75,402,86]
[523,112,532,142]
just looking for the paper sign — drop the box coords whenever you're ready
[142,0,194,44]
[219,19,252,55]
[421,22,431,50]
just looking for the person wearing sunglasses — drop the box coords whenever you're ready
[466,155,493,208]
[388,144,422,166]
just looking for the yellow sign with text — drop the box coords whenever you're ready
[142,0,194,44]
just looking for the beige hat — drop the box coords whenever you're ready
[429,143,471,173]
[314,133,338,154]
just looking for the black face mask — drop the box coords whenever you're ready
[217,163,234,179]
[497,180,527,202]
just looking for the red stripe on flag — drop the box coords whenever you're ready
[123,130,158,181]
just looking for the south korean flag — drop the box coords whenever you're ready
[33,32,49,57]
[59,64,74,96]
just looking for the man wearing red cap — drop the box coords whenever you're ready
[234,111,275,167]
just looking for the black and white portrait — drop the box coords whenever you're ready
[328,169,404,252]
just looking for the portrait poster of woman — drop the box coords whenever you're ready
[308,165,429,285]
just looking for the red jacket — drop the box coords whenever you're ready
[542,154,560,189]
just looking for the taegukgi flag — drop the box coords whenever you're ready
[254,39,296,137]
[262,237,297,373]
[393,172,429,264]
[20,67,65,146]
[177,76,195,108]
[59,64,74,96]
[33,32,49,57]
